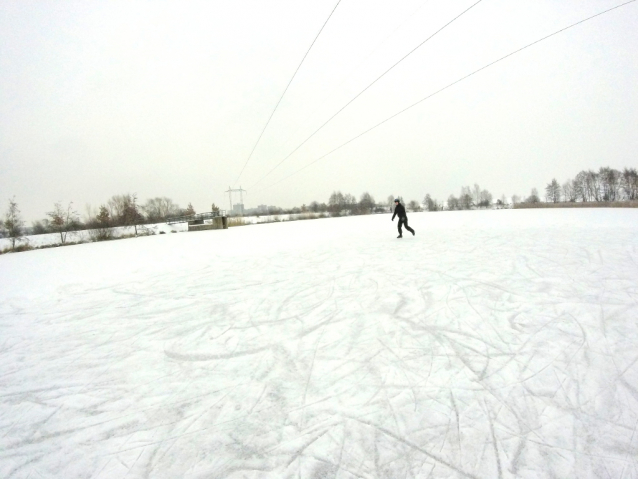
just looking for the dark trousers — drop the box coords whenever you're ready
[398,218,414,236]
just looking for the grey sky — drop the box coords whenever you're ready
[1,0,637,221]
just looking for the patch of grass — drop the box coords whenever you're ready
[228,217,247,227]
[0,243,34,254]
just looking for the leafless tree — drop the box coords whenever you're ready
[621,168,638,200]
[344,194,356,207]
[562,180,576,202]
[511,194,520,205]
[525,188,540,204]
[423,194,439,211]
[587,170,602,201]
[3,197,24,250]
[107,195,128,224]
[359,192,375,214]
[545,179,561,203]
[478,189,493,208]
[447,195,459,210]
[142,197,180,222]
[599,167,621,201]
[459,188,473,210]
[328,191,345,215]
[47,202,79,244]
[472,184,481,206]
[407,200,421,212]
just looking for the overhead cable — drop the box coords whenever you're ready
[249,0,484,189]
[259,0,637,190]
[233,0,342,186]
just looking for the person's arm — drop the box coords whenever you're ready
[392,209,396,221]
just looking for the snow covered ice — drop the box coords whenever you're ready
[1,208,638,478]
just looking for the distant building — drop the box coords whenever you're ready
[232,203,244,215]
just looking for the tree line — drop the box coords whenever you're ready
[1,194,206,250]
[544,167,638,203]
[3,167,636,251]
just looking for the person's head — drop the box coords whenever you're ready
[394,199,400,204]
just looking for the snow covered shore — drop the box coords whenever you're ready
[1,209,638,478]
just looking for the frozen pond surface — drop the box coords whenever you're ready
[1,209,638,478]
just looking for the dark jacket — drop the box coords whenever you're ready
[392,203,407,221]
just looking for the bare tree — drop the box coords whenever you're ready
[511,194,521,205]
[3,197,24,250]
[472,184,481,206]
[142,197,180,222]
[328,191,345,215]
[587,170,602,201]
[211,203,220,213]
[525,188,540,204]
[47,202,79,244]
[343,193,357,211]
[107,195,129,225]
[478,189,493,208]
[621,168,638,200]
[359,192,375,214]
[599,167,621,201]
[545,179,561,203]
[407,200,421,212]
[562,180,576,202]
[423,194,439,211]
[458,186,480,210]
[447,195,459,210]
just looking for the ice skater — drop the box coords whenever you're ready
[392,199,415,238]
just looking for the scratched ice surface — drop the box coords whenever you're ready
[1,209,638,478]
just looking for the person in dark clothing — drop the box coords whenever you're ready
[392,199,415,238]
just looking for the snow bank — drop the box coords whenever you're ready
[1,209,638,478]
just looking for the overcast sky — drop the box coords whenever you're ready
[1,0,637,221]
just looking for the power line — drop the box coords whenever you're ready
[262,0,432,164]
[249,0,484,189]
[259,0,637,191]
[233,0,342,186]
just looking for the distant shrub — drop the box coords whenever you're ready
[88,227,113,242]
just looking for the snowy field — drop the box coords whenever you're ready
[1,209,638,478]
